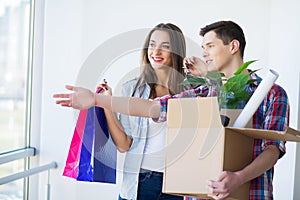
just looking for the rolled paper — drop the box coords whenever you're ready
[232,69,279,128]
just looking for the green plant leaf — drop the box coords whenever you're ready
[249,69,261,75]
[180,60,259,109]
[180,76,206,85]
[223,90,250,109]
[223,82,239,93]
[234,90,251,101]
[225,73,249,92]
[219,60,259,109]
[227,73,249,84]
[226,102,238,109]
[234,60,257,75]
[206,71,224,82]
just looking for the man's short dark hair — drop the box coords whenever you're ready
[200,21,246,58]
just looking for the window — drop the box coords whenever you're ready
[0,0,33,199]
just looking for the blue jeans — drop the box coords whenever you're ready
[119,169,183,200]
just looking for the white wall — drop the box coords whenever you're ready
[295,76,300,198]
[33,0,300,199]
[268,1,300,199]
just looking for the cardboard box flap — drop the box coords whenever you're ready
[226,127,300,142]
[167,97,223,128]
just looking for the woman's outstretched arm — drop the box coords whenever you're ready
[53,85,161,118]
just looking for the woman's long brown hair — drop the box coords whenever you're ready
[132,23,188,98]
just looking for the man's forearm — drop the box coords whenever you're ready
[237,145,280,184]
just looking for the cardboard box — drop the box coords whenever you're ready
[163,97,300,199]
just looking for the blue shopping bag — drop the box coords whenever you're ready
[64,105,117,184]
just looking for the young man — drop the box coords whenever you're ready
[54,21,290,200]
[197,22,289,200]
[153,20,289,200]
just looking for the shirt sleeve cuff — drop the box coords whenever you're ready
[152,95,171,123]
[261,139,286,159]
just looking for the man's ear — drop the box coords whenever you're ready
[230,39,240,55]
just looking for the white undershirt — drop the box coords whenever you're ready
[140,119,167,172]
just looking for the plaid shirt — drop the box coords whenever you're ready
[154,73,290,200]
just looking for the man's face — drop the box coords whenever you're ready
[201,31,232,72]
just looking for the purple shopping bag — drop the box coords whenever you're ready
[63,96,117,184]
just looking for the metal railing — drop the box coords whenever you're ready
[0,147,36,165]
[0,147,58,199]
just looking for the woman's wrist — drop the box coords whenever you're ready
[94,93,99,107]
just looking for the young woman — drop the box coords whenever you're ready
[57,23,189,200]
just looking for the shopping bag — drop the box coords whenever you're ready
[63,99,117,184]
[62,109,87,179]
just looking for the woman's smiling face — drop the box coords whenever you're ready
[147,30,173,69]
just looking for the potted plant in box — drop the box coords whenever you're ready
[181,60,258,125]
